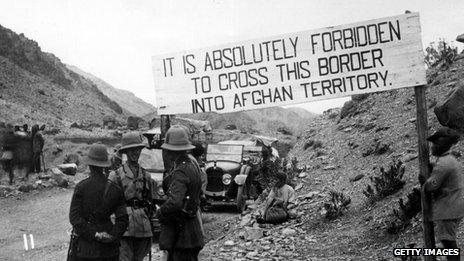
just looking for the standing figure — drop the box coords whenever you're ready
[31,124,44,173]
[423,127,463,261]
[1,124,16,184]
[110,144,123,172]
[108,132,155,261]
[69,143,128,261]
[156,126,204,261]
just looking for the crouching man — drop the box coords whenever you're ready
[258,172,297,225]
[423,127,463,261]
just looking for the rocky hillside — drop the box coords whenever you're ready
[67,65,156,117]
[0,24,124,127]
[201,53,464,259]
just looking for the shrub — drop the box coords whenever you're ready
[323,190,351,220]
[340,100,359,119]
[303,139,323,150]
[277,126,293,135]
[363,160,405,202]
[352,93,369,101]
[424,39,458,69]
[386,187,421,234]
[362,139,391,157]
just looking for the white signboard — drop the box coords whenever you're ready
[152,13,425,114]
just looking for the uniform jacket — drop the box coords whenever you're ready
[158,154,205,250]
[425,152,464,220]
[69,173,128,258]
[108,163,156,237]
[32,131,44,153]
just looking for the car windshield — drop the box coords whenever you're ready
[206,144,243,163]
[139,148,165,172]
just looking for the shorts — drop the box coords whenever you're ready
[435,218,462,241]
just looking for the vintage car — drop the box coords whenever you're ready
[203,142,265,213]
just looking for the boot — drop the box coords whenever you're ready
[441,240,460,261]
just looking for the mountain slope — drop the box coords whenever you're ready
[0,24,124,127]
[67,65,156,117]
[177,106,315,134]
[285,107,317,119]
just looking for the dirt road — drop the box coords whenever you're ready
[0,188,72,261]
[0,187,237,261]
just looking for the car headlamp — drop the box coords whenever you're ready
[222,173,232,185]
[157,187,165,196]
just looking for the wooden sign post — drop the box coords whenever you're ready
[160,114,171,140]
[152,12,433,257]
[414,85,436,260]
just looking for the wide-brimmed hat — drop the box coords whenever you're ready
[119,132,146,152]
[161,125,195,151]
[84,143,111,167]
[427,127,461,144]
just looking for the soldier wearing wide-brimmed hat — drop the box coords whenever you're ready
[108,132,155,261]
[156,125,204,261]
[423,127,463,260]
[69,143,128,260]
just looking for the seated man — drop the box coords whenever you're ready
[258,172,296,224]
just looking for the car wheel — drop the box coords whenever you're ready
[236,185,246,213]
[201,203,211,212]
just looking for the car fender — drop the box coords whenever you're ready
[234,174,248,186]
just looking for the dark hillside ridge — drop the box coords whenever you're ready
[0,24,123,127]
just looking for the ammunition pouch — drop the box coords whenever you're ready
[126,198,152,209]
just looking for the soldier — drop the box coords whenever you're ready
[1,124,16,184]
[109,144,123,172]
[31,124,44,173]
[69,143,128,261]
[108,132,155,261]
[423,127,463,261]
[156,126,204,261]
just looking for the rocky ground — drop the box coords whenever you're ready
[199,55,464,260]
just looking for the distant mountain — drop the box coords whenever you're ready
[175,106,314,135]
[67,65,156,117]
[0,24,124,127]
[285,107,317,119]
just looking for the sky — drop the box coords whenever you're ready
[0,0,462,114]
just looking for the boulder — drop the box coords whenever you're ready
[434,84,464,130]
[224,240,235,247]
[349,174,365,182]
[18,184,34,193]
[402,153,418,162]
[244,227,263,241]
[457,33,464,43]
[239,214,253,227]
[51,168,69,188]
[58,163,78,176]
[64,154,80,166]
[298,172,308,178]
[281,228,296,236]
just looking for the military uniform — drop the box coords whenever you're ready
[158,154,204,261]
[69,172,128,260]
[31,125,44,173]
[108,163,155,261]
[425,151,464,240]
